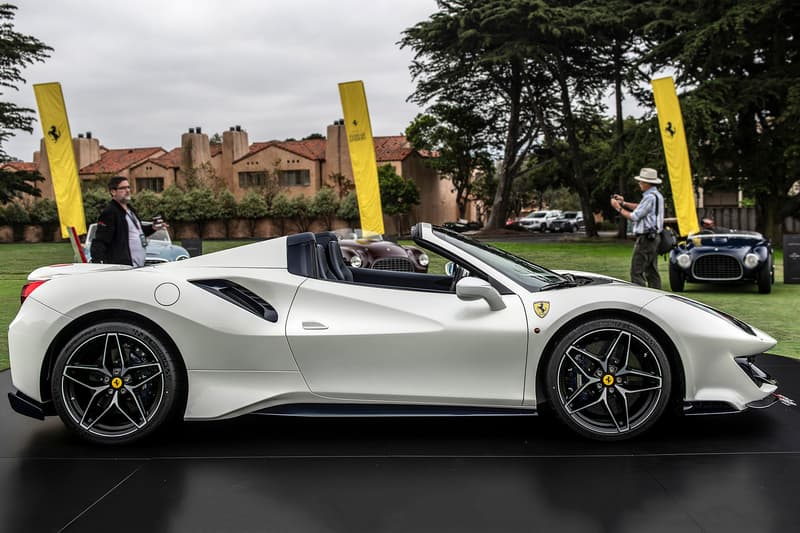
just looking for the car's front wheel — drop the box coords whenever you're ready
[545,318,672,441]
[51,321,185,445]
[669,263,685,292]
[757,260,772,294]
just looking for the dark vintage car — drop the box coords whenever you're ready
[668,230,774,294]
[334,229,429,273]
[549,211,585,233]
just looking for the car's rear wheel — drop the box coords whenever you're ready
[669,263,685,292]
[545,319,671,441]
[51,321,185,445]
[757,260,772,294]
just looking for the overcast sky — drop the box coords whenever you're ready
[4,0,439,161]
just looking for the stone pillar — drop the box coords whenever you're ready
[72,133,101,170]
[221,125,249,191]
[325,120,353,184]
[180,127,211,184]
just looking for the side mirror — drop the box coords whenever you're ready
[455,277,506,311]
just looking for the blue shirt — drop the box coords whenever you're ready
[629,187,664,235]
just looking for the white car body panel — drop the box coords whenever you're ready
[287,278,527,404]
[8,223,780,432]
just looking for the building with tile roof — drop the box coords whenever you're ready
[22,121,459,231]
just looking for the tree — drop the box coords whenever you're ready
[310,187,339,230]
[405,103,493,219]
[270,193,293,236]
[237,191,268,237]
[183,187,221,237]
[642,0,800,240]
[288,195,313,233]
[217,189,237,238]
[336,190,359,226]
[28,197,57,240]
[378,164,420,234]
[401,0,543,229]
[130,189,162,220]
[0,4,52,201]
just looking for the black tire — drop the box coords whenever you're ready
[51,321,185,445]
[545,318,672,441]
[540,224,547,232]
[757,260,772,294]
[669,263,685,292]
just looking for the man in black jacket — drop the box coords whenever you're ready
[90,176,164,266]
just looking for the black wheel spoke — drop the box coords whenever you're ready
[63,365,107,391]
[565,346,605,378]
[604,391,630,432]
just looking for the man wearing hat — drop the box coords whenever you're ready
[610,168,665,288]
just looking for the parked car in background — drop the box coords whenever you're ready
[442,220,483,233]
[518,210,562,232]
[550,211,585,233]
[668,229,774,294]
[334,229,429,273]
[83,223,190,265]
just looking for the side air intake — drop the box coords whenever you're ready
[191,279,278,322]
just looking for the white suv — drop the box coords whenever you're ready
[518,210,562,232]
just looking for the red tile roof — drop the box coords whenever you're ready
[150,148,181,169]
[239,139,327,163]
[0,161,38,172]
[374,136,414,162]
[80,147,165,174]
[236,136,418,164]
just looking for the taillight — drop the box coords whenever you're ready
[20,280,47,304]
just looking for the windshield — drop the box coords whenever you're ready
[431,227,565,291]
[333,228,383,242]
[564,212,578,219]
[525,212,546,219]
[148,228,170,242]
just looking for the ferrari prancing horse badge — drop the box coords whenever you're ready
[533,301,550,318]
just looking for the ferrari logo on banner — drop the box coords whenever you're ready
[651,77,699,236]
[33,82,87,238]
[533,301,550,319]
[338,80,384,235]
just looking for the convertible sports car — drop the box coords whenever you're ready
[669,230,774,294]
[8,223,787,445]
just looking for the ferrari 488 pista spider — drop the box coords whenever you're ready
[8,223,784,444]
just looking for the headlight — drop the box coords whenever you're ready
[418,253,430,267]
[743,253,759,269]
[349,254,362,268]
[677,253,692,268]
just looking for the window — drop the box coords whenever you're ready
[279,169,310,187]
[136,177,164,192]
[238,172,269,188]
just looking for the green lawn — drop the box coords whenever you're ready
[2,238,798,370]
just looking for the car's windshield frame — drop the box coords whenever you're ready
[429,226,566,291]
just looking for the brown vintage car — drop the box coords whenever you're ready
[334,229,429,273]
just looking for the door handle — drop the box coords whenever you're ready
[302,321,328,330]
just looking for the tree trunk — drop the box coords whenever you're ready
[613,45,627,239]
[486,61,523,230]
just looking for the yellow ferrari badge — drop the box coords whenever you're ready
[533,301,550,319]
[602,374,615,386]
[111,377,123,389]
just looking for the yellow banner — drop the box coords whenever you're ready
[338,80,384,235]
[33,82,86,238]
[651,77,699,236]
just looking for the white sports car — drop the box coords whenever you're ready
[7,223,785,444]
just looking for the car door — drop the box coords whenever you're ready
[286,278,528,405]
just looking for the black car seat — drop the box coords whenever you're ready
[327,239,354,281]
[316,244,334,280]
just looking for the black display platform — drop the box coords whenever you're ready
[1,355,798,532]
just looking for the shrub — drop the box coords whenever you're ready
[82,188,110,223]
[310,187,339,230]
[237,191,268,237]
[131,190,162,220]
[336,191,359,226]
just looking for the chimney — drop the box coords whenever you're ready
[221,125,249,190]
[325,119,351,183]
[72,133,101,171]
[180,127,211,183]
